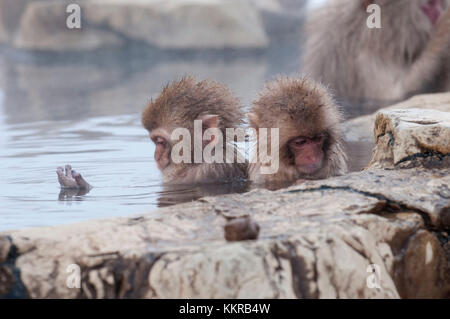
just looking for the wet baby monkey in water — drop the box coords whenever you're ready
[57,77,347,189]
[247,77,348,186]
[141,77,247,184]
[57,77,248,188]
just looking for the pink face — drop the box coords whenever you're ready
[421,0,443,25]
[288,134,327,175]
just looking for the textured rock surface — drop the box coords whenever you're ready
[343,92,450,143]
[368,109,450,170]
[0,0,269,51]
[342,92,450,172]
[0,168,449,298]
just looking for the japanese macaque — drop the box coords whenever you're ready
[57,77,247,189]
[141,77,247,184]
[302,0,450,102]
[248,77,347,185]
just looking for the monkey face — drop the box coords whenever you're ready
[287,133,327,175]
[150,129,171,170]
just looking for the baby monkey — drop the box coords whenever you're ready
[57,77,247,189]
[141,77,247,184]
[248,77,347,185]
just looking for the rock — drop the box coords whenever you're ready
[0,267,14,296]
[343,92,450,143]
[0,168,448,298]
[342,92,450,171]
[14,1,124,51]
[3,0,269,51]
[368,109,450,170]
[249,0,306,40]
[248,0,307,15]
[248,0,283,13]
[89,0,269,50]
[293,169,450,229]
[395,230,449,299]
[224,217,260,241]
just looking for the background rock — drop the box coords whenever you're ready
[14,1,124,51]
[1,0,271,51]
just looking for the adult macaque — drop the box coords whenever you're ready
[248,77,347,185]
[302,0,450,102]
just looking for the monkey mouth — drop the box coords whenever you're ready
[421,0,442,25]
[296,162,323,176]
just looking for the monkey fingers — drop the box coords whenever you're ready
[56,165,92,189]
[56,166,78,188]
[72,171,92,190]
[65,164,74,178]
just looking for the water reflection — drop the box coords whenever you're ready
[157,182,250,207]
[58,187,91,201]
[0,46,272,124]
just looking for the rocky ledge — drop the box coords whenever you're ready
[1,99,450,299]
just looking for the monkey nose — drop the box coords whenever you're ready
[306,155,320,164]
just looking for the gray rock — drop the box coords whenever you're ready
[368,109,450,170]
[2,0,269,51]
[343,92,450,143]
[13,1,124,51]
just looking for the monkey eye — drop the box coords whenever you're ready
[291,137,307,146]
[152,136,167,147]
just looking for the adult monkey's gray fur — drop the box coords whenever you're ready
[302,0,450,102]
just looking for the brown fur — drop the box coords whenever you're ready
[302,0,450,102]
[248,76,348,184]
[142,77,247,184]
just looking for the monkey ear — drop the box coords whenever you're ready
[247,112,258,128]
[199,114,220,147]
[199,114,219,129]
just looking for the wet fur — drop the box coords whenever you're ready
[248,77,348,184]
[303,0,450,101]
[142,77,247,184]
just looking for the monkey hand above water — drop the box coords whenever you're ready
[56,164,92,190]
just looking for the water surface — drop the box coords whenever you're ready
[0,44,374,231]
